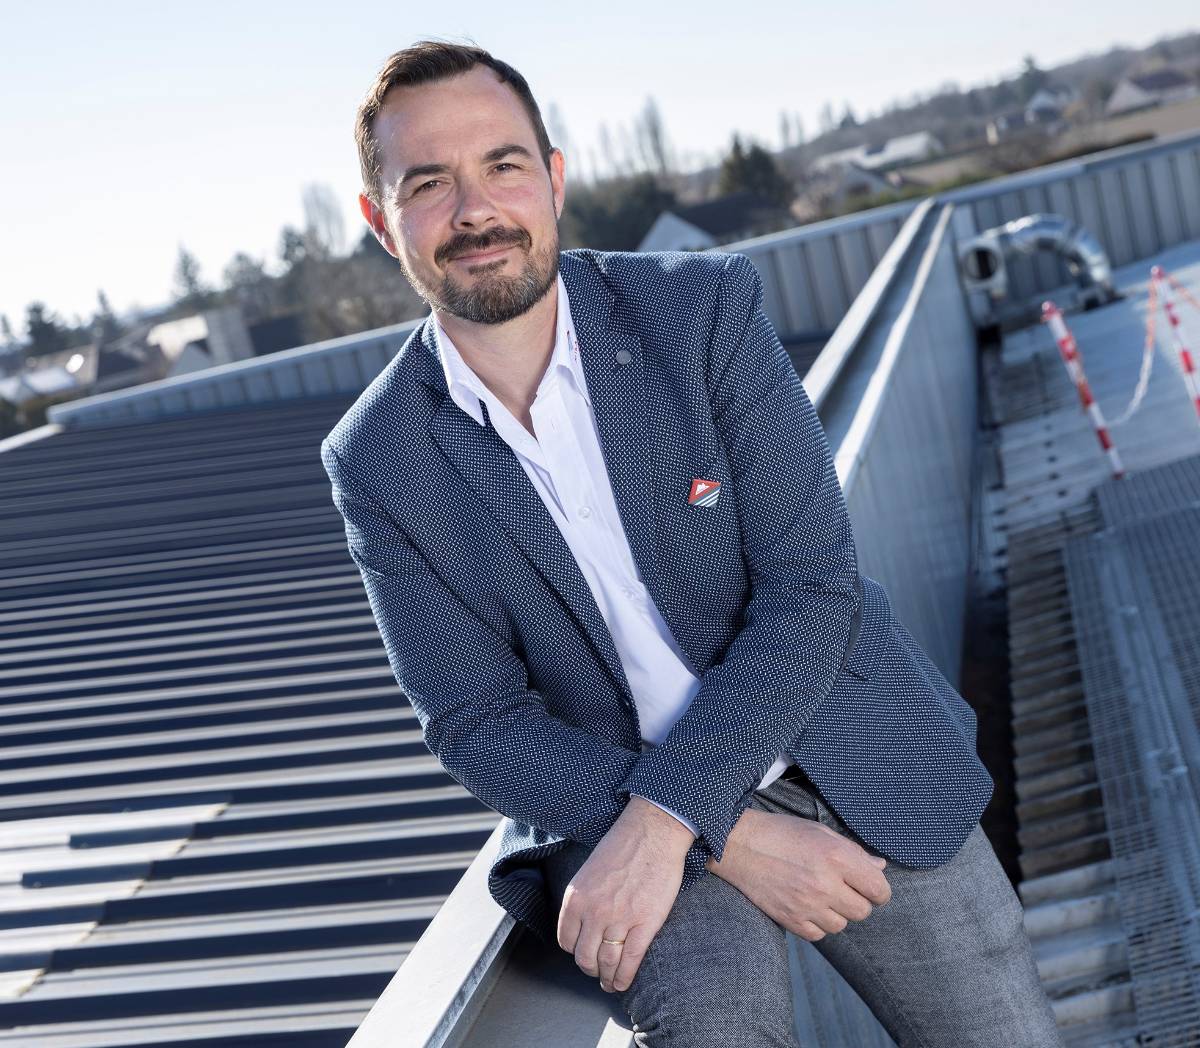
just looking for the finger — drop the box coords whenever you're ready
[831,884,874,922]
[795,919,826,942]
[612,922,655,993]
[596,933,626,991]
[575,925,604,979]
[844,863,892,906]
[813,907,849,935]
[852,840,887,870]
[556,897,583,954]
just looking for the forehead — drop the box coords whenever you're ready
[374,66,536,175]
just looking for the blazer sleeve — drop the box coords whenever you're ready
[616,251,861,866]
[320,440,715,887]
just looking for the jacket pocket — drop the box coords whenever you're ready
[842,575,892,681]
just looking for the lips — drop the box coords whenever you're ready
[452,243,518,263]
[451,244,513,261]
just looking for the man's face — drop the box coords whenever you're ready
[360,65,565,325]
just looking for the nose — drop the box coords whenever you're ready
[451,174,499,231]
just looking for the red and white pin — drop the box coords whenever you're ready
[688,477,721,507]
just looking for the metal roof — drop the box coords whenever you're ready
[0,395,500,1045]
[4,155,1200,1042]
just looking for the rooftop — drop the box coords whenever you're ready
[3,130,1200,1046]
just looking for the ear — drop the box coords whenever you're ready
[549,148,566,221]
[359,192,399,259]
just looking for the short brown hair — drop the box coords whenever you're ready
[355,39,555,209]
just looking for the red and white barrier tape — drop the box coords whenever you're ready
[1041,301,1125,479]
[1151,265,1200,425]
[1110,275,1158,427]
[1160,265,1200,314]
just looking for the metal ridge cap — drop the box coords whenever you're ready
[833,201,958,495]
[804,196,939,413]
[347,820,512,1048]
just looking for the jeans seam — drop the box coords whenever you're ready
[625,893,667,1046]
[833,929,932,1048]
[803,795,929,1042]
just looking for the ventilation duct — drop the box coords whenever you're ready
[957,213,1121,330]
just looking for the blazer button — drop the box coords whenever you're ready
[615,349,632,365]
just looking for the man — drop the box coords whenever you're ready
[321,39,1064,1047]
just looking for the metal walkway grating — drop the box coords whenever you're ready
[990,242,1200,1045]
[1096,453,1200,524]
[1062,453,1200,1046]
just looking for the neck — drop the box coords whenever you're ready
[435,280,558,421]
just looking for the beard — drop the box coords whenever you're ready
[413,224,560,326]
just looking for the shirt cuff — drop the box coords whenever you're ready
[632,793,700,837]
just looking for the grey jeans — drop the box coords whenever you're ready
[541,767,1064,1047]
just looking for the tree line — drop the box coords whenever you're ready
[5,129,794,363]
[10,28,1195,363]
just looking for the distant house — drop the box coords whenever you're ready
[987,111,1024,144]
[788,161,921,222]
[812,131,944,175]
[985,83,1082,145]
[820,161,894,203]
[637,190,792,252]
[987,106,1058,144]
[0,365,79,408]
[146,305,257,376]
[0,305,306,413]
[1026,84,1078,121]
[1105,68,1198,117]
[0,341,154,409]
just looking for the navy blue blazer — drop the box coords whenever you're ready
[320,248,994,947]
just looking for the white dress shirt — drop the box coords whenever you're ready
[432,271,792,838]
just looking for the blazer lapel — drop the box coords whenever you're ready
[414,250,665,708]
[565,252,660,604]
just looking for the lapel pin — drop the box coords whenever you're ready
[688,478,721,507]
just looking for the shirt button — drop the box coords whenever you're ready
[578,506,591,519]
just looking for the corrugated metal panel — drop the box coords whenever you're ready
[0,397,499,1045]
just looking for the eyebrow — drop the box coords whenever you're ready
[394,143,535,199]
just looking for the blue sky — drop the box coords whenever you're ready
[1,0,1196,330]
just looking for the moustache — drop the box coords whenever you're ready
[444,233,527,262]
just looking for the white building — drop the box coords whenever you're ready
[637,190,791,252]
[812,131,944,174]
[1106,68,1198,117]
[146,306,256,376]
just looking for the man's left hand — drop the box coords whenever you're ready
[556,795,694,994]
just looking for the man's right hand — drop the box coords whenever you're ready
[706,807,892,941]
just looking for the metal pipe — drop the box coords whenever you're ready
[997,213,1118,303]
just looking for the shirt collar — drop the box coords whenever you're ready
[432,271,591,427]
